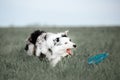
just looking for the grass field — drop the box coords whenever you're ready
[0,26,120,80]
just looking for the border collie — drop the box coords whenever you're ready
[25,30,76,67]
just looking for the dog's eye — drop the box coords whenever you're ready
[65,42,68,44]
[69,39,71,41]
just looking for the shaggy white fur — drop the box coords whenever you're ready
[25,30,76,67]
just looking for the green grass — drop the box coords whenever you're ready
[0,27,120,80]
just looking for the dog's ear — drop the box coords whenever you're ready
[64,30,69,35]
[61,30,69,37]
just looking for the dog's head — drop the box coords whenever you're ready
[53,31,76,56]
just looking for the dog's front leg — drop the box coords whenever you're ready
[50,57,61,67]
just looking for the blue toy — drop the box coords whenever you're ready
[88,52,109,64]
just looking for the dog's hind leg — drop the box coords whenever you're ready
[26,44,34,56]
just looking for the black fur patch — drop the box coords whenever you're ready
[29,30,46,44]
[62,34,67,37]
[39,53,46,61]
[48,48,52,55]
[54,37,60,45]
[44,35,47,40]
[24,44,28,51]
[33,45,37,56]
[56,37,59,42]
[54,38,62,46]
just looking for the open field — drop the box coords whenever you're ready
[0,26,120,80]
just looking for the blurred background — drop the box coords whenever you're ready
[0,1,120,80]
[0,0,120,27]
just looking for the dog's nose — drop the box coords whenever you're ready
[73,44,77,48]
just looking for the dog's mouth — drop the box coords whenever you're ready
[66,48,72,55]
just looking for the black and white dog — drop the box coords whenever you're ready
[25,30,76,67]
